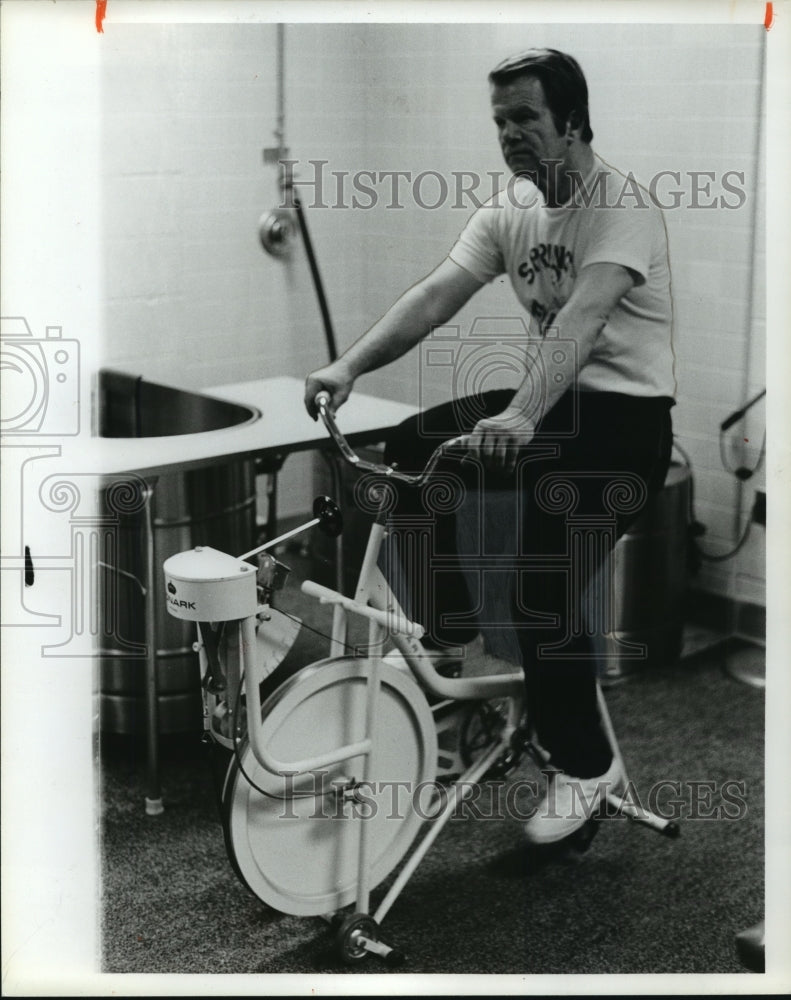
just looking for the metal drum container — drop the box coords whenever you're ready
[598,460,691,681]
[97,370,258,735]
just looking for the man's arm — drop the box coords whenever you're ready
[468,262,637,472]
[304,258,484,417]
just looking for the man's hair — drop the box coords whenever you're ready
[488,48,594,144]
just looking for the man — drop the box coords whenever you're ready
[304,49,675,844]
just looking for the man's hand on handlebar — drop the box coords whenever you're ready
[467,406,537,476]
[304,363,355,421]
[308,382,536,480]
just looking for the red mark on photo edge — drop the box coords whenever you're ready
[96,0,107,34]
[764,2,774,30]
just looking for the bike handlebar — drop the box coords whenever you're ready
[314,391,469,486]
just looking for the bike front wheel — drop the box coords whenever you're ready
[221,655,437,917]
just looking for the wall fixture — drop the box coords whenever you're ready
[259,207,296,257]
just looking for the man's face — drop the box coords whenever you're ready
[490,74,570,179]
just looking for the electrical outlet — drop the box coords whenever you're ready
[752,490,766,527]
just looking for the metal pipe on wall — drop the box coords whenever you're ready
[257,24,343,587]
[259,25,339,363]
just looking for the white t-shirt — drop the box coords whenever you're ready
[448,155,676,399]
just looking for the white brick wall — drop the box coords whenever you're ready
[99,23,322,512]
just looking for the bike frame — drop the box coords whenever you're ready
[163,390,678,958]
[187,500,525,922]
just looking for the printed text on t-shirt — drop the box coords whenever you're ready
[517,243,575,285]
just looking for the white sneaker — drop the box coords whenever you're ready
[523,758,625,846]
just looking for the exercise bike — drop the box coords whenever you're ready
[163,391,679,965]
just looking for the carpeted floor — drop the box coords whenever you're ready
[99,549,764,977]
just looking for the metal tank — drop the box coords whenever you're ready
[97,370,258,735]
[597,460,691,681]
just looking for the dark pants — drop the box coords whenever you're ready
[383,387,673,777]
